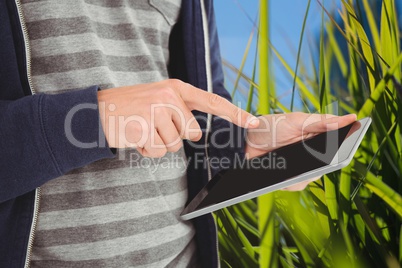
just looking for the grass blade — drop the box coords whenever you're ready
[290,0,311,111]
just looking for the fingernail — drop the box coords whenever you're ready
[344,114,357,119]
[248,116,259,127]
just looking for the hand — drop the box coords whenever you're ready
[98,79,259,157]
[245,112,357,191]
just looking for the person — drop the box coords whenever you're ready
[0,0,356,267]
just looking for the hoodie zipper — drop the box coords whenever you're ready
[199,1,220,267]
[14,1,40,267]
[15,0,35,95]
[24,188,41,268]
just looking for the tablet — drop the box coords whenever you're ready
[180,117,372,220]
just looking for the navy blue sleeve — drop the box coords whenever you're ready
[205,0,247,176]
[0,87,115,202]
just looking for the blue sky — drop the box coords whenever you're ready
[213,0,339,109]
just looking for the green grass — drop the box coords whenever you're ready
[216,0,402,267]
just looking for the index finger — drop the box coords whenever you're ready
[177,82,260,129]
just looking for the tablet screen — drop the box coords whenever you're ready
[196,123,353,210]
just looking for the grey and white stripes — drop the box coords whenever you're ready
[20,0,199,267]
[23,0,180,92]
